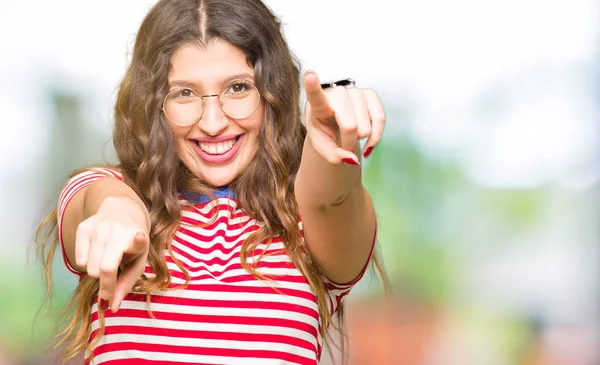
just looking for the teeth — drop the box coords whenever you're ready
[198,138,236,155]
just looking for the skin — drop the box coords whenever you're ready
[61,39,386,313]
[168,41,264,187]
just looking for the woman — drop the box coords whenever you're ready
[36,0,388,364]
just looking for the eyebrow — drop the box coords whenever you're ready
[169,73,254,89]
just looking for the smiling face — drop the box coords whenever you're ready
[166,40,264,187]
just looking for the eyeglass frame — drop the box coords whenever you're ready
[161,79,262,126]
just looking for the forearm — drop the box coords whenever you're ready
[294,135,376,283]
[295,135,363,208]
[83,178,150,230]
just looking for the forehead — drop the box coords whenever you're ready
[168,40,253,88]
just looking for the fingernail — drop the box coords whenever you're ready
[99,299,109,311]
[342,157,360,166]
[305,70,315,76]
[363,146,374,158]
[135,232,146,238]
[111,303,120,314]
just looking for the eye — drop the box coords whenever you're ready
[167,88,200,104]
[224,81,252,95]
[177,88,196,98]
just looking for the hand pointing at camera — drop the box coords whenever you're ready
[74,191,150,313]
[303,71,386,165]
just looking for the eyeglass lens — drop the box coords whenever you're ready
[163,80,260,126]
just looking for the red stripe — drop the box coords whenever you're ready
[163,282,318,303]
[101,359,221,365]
[179,201,237,217]
[171,234,249,257]
[58,173,112,277]
[176,224,262,245]
[180,204,249,222]
[168,238,286,264]
[167,270,308,284]
[178,197,246,219]
[180,210,251,226]
[166,249,295,272]
[114,292,318,319]
[100,324,316,353]
[165,259,296,277]
[92,341,315,365]
[92,308,318,338]
[167,246,290,267]
[58,174,104,211]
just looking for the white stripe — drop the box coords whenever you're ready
[180,197,238,215]
[165,265,307,281]
[90,317,317,348]
[181,207,253,226]
[164,254,294,273]
[169,238,286,263]
[169,242,243,263]
[92,350,301,365]
[109,300,319,327]
[59,174,99,211]
[165,247,291,271]
[174,225,257,248]
[97,333,315,360]
[177,215,260,241]
[168,275,314,292]
[173,230,252,251]
[150,286,317,311]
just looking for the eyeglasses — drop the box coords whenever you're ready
[162,79,261,126]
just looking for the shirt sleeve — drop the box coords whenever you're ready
[322,225,377,314]
[299,219,378,315]
[56,167,123,277]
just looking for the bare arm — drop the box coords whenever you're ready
[295,137,376,284]
[295,72,385,284]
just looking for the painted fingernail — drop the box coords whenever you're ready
[99,299,109,311]
[342,157,360,166]
[363,146,374,158]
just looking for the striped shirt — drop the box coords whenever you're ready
[57,168,374,365]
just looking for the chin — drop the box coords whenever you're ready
[178,145,256,189]
[203,175,235,188]
[194,164,244,188]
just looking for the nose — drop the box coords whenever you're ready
[198,96,228,136]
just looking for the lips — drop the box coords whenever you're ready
[190,134,245,164]
[196,136,240,155]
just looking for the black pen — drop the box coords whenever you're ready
[320,78,356,89]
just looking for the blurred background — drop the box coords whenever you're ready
[0,0,598,364]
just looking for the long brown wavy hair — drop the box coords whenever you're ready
[34,0,390,363]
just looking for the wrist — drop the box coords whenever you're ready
[102,195,150,230]
[83,178,150,231]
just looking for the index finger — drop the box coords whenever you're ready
[98,235,125,302]
[304,71,332,117]
[109,232,149,313]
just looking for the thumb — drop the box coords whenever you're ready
[304,71,332,117]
